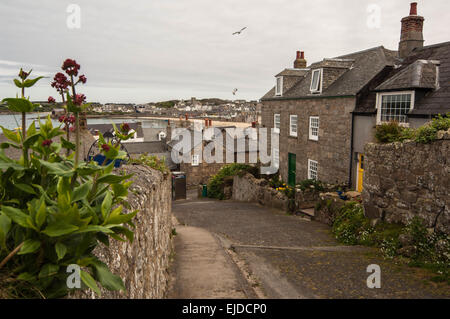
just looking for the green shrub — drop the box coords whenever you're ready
[332,202,370,245]
[207,164,256,199]
[131,154,168,174]
[0,63,136,299]
[374,122,404,143]
[374,122,414,143]
[296,179,324,192]
[375,113,450,144]
[415,125,438,144]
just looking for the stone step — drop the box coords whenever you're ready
[294,208,315,220]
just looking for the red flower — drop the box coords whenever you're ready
[42,139,53,147]
[101,144,110,152]
[120,123,130,133]
[70,126,76,132]
[62,59,80,77]
[58,115,66,123]
[51,72,70,91]
[18,69,29,80]
[68,115,76,124]
[48,96,56,103]
[73,94,86,106]
[79,75,87,84]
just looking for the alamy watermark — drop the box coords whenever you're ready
[66,264,81,289]
[366,264,381,289]
[66,4,81,29]
[169,127,279,175]
[367,4,381,29]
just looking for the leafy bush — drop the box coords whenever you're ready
[296,179,325,192]
[414,114,450,144]
[415,125,438,144]
[374,122,414,143]
[332,202,370,245]
[375,113,450,144]
[131,154,168,174]
[207,164,256,200]
[0,62,136,298]
[402,217,450,283]
[331,205,449,283]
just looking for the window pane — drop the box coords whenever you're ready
[380,94,411,123]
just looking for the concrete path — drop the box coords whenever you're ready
[168,193,450,299]
[167,224,256,299]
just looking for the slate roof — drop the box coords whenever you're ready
[380,42,450,115]
[275,68,309,77]
[375,60,438,91]
[261,46,398,100]
[353,41,450,116]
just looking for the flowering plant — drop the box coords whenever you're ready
[0,63,136,299]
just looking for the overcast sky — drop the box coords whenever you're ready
[0,0,449,103]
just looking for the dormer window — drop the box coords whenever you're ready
[275,76,283,96]
[310,69,322,94]
[376,91,415,125]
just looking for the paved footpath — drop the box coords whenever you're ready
[167,193,450,299]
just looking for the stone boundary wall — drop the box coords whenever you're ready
[71,164,173,298]
[362,132,450,234]
[232,173,289,211]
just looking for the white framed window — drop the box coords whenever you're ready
[309,116,319,141]
[289,115,298,137]
[191,154,200,166]
[308,159,318,180]
[310,69,322,94]
[376,91,414,125]
[275,77,283,96]
[274,114,281,133]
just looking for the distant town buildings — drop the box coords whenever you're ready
[88,98,261,124]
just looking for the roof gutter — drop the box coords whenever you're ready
[261,95,355,102]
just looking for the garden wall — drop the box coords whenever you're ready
[362,131,450,234]
[232,173,289,211]
[71,164,173,298]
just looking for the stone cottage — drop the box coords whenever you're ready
[168,123,259,187]
[260,2,450,191]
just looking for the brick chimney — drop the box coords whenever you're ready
[294,51,307,68]
[399,2,424,59]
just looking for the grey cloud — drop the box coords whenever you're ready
[0,0,449,103]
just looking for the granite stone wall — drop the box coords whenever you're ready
[232,173,289,211]
[71,164,173,298]
[261,97,354,185]
[362,132,450,234]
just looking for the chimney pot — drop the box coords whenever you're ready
[294,51,307,69]
[399,2,424,59]
[209,119,212,127]
[410,2,417,15]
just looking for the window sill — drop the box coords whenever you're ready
[377,121,410,128]
[308,138,319,142]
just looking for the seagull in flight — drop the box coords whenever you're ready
[232,27,247,35]
[232,88,238,95]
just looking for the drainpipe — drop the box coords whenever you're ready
[348,112,355,189]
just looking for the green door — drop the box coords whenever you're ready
[288,153,296,187]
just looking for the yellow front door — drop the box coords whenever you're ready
[357,154,365,193]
